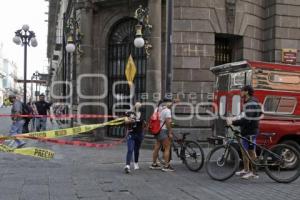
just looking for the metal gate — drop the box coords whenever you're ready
[107,18,147,137]
[215,37,232,66]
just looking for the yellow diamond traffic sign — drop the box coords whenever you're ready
[125,54,137,87]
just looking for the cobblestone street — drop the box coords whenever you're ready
[2,0,300,199]
[0,108,299,200]
[1,143,300,200]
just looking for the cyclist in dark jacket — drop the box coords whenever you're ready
[227,85,262,179]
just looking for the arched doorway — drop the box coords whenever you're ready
[107,18,147,137]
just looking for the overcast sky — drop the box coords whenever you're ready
[0,0,49,78]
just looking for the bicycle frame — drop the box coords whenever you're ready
[171,134,186,159]
[223,128,284,167]
[160,133,188,161]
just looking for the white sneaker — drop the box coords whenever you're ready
[235,169,248,176]
[242,172,259,179]
[124,165,130,174]
[134,163,140,170]
[252,173,259,179]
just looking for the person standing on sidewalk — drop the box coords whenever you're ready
[35,94,52,131]
[7,93,26,148]
[150,97,175,172]
[22,100,34,133]
[124,102,146,173]
[28,100,39,132]
[226,85,262,179]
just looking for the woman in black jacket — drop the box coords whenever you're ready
[124,102,146,173]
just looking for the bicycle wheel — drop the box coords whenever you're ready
[264,144,300,183]
[182,141,204,172]
[205,145,239,181]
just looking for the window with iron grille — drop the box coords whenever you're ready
[215,34,243,66]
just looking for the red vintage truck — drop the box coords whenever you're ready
[210,60,300,151]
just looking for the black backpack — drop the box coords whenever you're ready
[22,103,33,120]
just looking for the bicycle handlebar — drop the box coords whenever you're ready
[225,125,240,134]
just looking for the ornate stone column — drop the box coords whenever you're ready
[77,0,94,122]
[146,0,162,108]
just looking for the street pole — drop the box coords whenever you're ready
[62,13,67,105]
[13,25,37,104]
[165,0,173,96]
[71,45,77,127]
[70,10,77,128]
[31,75,33,101]
[36,76,38,101]
[23,40,28,104]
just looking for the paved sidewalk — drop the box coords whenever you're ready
[0,138,300,200]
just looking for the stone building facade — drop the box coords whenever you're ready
[47,0,300,139]
[0,44,19,105]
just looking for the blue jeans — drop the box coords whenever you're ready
[36,118,47,131]
[9,120,25,146]
[30,118,36,131]
[126,132,143,165]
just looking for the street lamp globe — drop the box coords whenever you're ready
[22,24,30,31]
[31,37,38,47]
[134,37,145,48]
[66,43,76,53]
[13,36,22,45]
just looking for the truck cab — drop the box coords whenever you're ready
[210,61,300,150]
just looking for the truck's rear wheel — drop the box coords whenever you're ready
[279,140,300,170]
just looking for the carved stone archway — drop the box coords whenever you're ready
[107,18,147,137]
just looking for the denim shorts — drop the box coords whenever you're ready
[155,129,168,141]
[242,135,257,150]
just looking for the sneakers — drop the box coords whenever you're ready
[124,165,131,174]
[124,163,139,173]
[17,142,26,148]
[149,163,162,170]
[241,172,259,179]
[161,165,175,172]
[235,169,248,176]
[134,162,140,170]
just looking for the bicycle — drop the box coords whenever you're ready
[158,132,204,172]
[205,125,300,183]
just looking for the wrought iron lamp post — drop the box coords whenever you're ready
[134,5,152,57]
[32,71,40,101]
[13,24,38,104]
[64,13,83,127]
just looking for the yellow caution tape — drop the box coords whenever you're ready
[0,144,55,160]
[0,117,125,140]
[0,117,125,159]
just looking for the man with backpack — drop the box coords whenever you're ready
[7,93,26,148]
[149,97,175,172]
